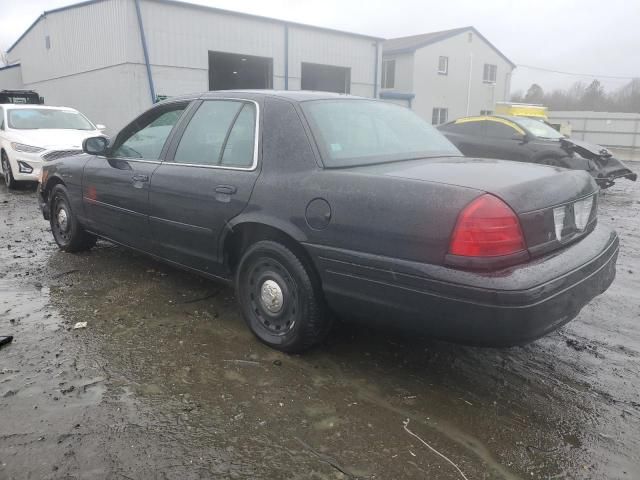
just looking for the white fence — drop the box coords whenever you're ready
[548,111,640,161]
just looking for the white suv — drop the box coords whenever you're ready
[0,104,105,189]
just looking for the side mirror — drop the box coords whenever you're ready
[95,124,106,131]
[512,132,528,143]
[83,136,109,155]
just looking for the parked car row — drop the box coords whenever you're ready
[0,103,106,188]
[437,114,637,188]
[31,91,619,353]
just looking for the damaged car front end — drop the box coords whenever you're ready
[560,137,638,188]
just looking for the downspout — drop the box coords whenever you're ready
[134,0,156,103]
[373,41,379,98]
[284,24,289,90]
[465,52,473,115]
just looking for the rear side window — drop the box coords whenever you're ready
[220,104,256,167]
[440,121,484,135]
[173,100,256,168]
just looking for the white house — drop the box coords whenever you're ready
[0,0,382,134]
[381,27,515,125]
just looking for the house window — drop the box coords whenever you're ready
[438,56,448,75]
[382,59,395,89]
[480,109,493,115]
[483,64,497,83]
[432,108,448,125]
[45,35,51,50]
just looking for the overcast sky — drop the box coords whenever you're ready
[1,0,638,93]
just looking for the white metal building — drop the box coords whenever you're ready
[548,111,640,161]
[0,0,382,134]
[381,27,515,125]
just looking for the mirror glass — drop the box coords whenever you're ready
[83,136,109,155]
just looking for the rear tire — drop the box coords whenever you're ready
[49,184,96,252]
[235,240,329,353]
[2,152,17,190]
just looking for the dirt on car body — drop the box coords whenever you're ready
[1,180,639,479]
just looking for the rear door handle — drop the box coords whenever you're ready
[215,185,237,195]
[132,174,149,182]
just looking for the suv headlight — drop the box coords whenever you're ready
[10,142,45,154]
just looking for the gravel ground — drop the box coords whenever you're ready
[0,179,639,479]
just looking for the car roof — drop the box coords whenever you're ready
[159,90,370,104]
[450,114,523,124]
[0,103,79,111]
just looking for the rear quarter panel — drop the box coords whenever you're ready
[238,96,482,266]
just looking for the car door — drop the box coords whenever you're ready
[481,119,530,162]
[82,101,189,251]
[148,98,260,276]
[439,120,488,157]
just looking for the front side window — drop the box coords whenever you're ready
[438,56,448,75]
[0,107,4,130]
[515,116,564,139]
[432,108,448,125]
[7,108,94,130]
[483,64,497,83]
[485,121,519,139]
[112,104,186,159]
[303,99,460,168]
[173,100,256,168]
[382,59,395,89]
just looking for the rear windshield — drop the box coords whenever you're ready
[303,99,461,168]
[8,108,94,130]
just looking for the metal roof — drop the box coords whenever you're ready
[7,0,382,53]
[383,26,515,68]
[0,63,21,71]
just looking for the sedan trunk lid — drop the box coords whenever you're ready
[352,156,600,263]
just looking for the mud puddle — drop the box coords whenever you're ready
[1,180,639,479]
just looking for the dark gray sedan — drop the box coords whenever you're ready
[38,91,618,352]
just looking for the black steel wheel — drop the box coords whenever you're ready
[236,240,328,353]
[49,184,96,252]
[1,152,17,189]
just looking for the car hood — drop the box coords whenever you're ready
[350,156,598,213]
[9,129,100,150]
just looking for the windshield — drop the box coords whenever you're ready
[515,116,564,140]
[8,108,95,130]
[303,99,461,167]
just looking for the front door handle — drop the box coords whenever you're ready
[215,185,237,195]
[132,174,149,182]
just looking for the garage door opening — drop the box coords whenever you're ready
[208,51,273,91]
[301,62,351,94]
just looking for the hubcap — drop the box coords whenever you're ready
[57,208,69,232]
[260,279,284,313]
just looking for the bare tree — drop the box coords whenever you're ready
[510,79,640,113]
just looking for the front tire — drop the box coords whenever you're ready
[49,184,96,252]
[2,152,17,189]
[235,240,329,353]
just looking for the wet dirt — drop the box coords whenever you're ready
[0,179,639,479]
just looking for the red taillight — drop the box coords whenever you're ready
[449,194,526,257]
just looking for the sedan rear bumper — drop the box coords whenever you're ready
[305,223,618,346]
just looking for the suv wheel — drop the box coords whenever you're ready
[2,152,17,189]
[236,240,329,353]
[49,184,97,252]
